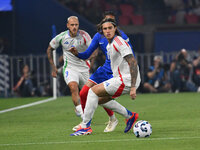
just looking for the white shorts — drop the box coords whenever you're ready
[103,70,141,98]
[63,68,89,89]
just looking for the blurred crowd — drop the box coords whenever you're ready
[142,48,200,93]
[13,64,53,97]
[165,0,200,24]
[12,48,200,97]
[58,0,200,25]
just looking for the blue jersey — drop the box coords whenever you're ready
[77,30,135,84]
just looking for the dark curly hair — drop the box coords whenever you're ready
[97,18,121,36]
[103,11,116,18]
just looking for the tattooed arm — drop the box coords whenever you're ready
[124,54,138,100]
[46,45,58,78]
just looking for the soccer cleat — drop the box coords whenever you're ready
[72,123,82,131]
[70,127,92,136]
[124,112,139,133]
[104,118,118,132]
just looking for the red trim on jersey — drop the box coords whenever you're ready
[85,60,90,68]
[124,41,130,47]
[114,37,123,46]
[113,44,119,52]
[80,30,90,42]
[112,68,125,98]
[88,79,98,85]
[83,36,86,45]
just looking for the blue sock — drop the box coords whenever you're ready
[126,109,133,118]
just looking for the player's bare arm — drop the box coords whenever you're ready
[88,49,98,60]
[124,54,138,99]
[69,47,79,56]
[46,45,58,78]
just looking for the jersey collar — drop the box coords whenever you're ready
[67,30,80,37]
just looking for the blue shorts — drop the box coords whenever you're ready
[89,66,113,84]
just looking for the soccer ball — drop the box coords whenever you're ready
[133,120,152,138]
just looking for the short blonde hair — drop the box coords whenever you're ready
[67,16,78,23]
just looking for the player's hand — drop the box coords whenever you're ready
[51,67,58,78]
[130,87,137,100]
[69,47,78,56]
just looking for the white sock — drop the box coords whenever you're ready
[101,100,131,119]
[81,89,98,128]
[75,104,83,119]
[110,114,116,121]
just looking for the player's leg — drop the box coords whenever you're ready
[63,68,83,118]
[77,83,111,129]
[79,80,95,111]
[70,84,106,136]
[68,81,83,116]
[70,77,136,136]
[74,80,118,132]
[80,67,117,132]
[80,80,115,118]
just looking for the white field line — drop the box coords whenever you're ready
[0,97,56,114]
[0,137,200,146]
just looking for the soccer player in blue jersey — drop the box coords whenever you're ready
[71,11,135,132]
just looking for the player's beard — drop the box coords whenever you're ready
[70,28,78,37]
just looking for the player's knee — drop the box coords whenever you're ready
[69,82,79,93]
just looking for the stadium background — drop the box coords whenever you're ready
[0,1,200,149]
[0,0,200,97]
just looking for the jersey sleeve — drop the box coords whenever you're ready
[77,33,100,60]
[114,36,133,58]
[120,30,135,56]
[81,31,92,47]
[49,32,64,49]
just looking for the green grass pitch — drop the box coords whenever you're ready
[0,93,200,150]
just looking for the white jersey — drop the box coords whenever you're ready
[50,29,91,72]
[106,36,133,86]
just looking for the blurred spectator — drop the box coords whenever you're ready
[13,64,36,97]
[170,49,200,93]
[37,80,53,97]
[143,55,171,93]
[185,0,200,15]
[192,48,200,86]
[164,0,186,24]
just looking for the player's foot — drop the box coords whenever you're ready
[104,118,118,132]
[70,127,92,136]
[72,123,82,131]
[124,112,138,133]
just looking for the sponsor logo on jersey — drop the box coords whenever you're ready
[64,41,69,44]
[99,42,104,44]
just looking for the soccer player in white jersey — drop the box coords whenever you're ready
[70,18,141,136]
[46,16,92,119]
